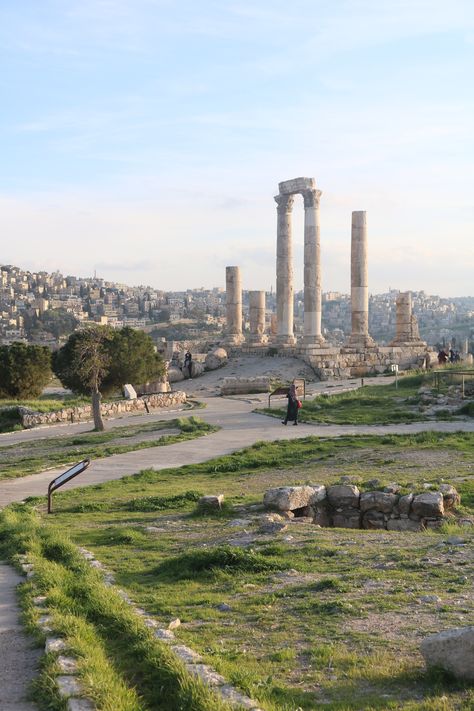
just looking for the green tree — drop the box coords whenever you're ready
[0,342,52,399]
[39,309,79,339]
[102,327,164,392]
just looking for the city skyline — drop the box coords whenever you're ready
[1,1,473,296]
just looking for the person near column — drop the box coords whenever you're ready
[184,350,193,378]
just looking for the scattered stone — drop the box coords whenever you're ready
[340,475,362,484]
[154,628,175,642]
[445,536,466,546]
[33,595,47,606]
[168,618,181,630]
[366,479,381,488]
[57,656,79,674]
[228,519,252,527]
[67,700,96,711]
[56,675,83,697]
[419,595,442,604]
[219,684,262,709]
[397,493,414,516]
[217,603,232,612]
[172,645,203,664]
[185,664,226,686]
[362,510,386,530]
[373,562,396,570]
[421,626,474,681]
[412,492,444,518]
[38,615,54,632]
[143,618,158,628]
[199,495,224,510]
[281,511,295,520]
[259,515,288,534]
[45,637,67,653]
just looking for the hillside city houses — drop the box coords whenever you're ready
[1,264,473,351]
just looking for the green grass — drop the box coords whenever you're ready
[0,508,232,711]
[3,428,473,710]
[260,373,473,425]
[0,416,218,480]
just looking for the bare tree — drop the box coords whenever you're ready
[74,326,112,431]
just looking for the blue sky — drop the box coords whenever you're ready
[1,1,473,295]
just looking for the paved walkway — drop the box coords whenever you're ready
[0,564,40,710]
[1,392,473,508]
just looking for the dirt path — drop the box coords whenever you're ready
[0,564,40,710]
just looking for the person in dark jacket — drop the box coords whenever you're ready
[282,382,299,426]
[184,350,193,378]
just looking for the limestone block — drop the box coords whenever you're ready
[397,494,414,516]
[204,347,228,371]
[219,684,263,709]
[360,492,398,514]
[327,484,360,509]
[333,508,361,529]
[362,510,386,529]
[258,514,288,534]
[263,485,325,512]
[185,663,226,686]
[439,484,461,510]
[412,492,444,518]
[56,675,83,697]
[313,503,332,527]
[123,384,137,399]
[221,377,271,395]
[199,495,224,510]
[421,626,474,681]
[45,637,67,653]
[57,656,79,674]
[172,645,203,664]
[387,519,422,532]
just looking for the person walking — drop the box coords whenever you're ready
[184,350,193,378]
[282,382,299,426]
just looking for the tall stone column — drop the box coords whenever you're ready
[248,290,267,344]
[347,211,374,347]
[275,193,296,345]
[303,189,324,345]
[225,266,244,344]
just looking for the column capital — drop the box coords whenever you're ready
[303,189,322,209]
[274,193,295,213]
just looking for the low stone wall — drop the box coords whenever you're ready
[264,482,461,531]
[19,391,187,428]
[221,377,272,396]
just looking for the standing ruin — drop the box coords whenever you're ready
[275,178,324,348]
[345,211,375,349]
[248,290,267,344]
[221,178,434,378]
[225,266,244,344]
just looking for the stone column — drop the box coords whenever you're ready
[303,188,324,345]
[347,211,374,347]
[225,266,244,344]
[275,194,296,345]
[248,291,267,344]
[390,291,424,345]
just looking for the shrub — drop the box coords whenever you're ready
[0,342,52,399]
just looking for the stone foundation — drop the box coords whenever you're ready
[19,391,187,428]
[264,483,460,531]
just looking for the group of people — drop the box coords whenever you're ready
[438,348,461,365]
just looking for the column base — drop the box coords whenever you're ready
[225,334,245,346]
[301,334,326,347]
[344,334,376,349]
[276,335,297,346]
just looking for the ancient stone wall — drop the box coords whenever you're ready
[19,391,187,428]
[264,483,461,531]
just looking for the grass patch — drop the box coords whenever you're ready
[260,374,472,425]
[0,416,218,481]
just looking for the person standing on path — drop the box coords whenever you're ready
[282,382,299,426]
[184,351,193,379]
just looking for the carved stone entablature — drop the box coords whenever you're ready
[279,177,316,195]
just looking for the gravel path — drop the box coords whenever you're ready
[0,564,40,710]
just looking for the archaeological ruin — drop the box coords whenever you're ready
[223,177,435,379]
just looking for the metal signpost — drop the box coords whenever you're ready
[47,459,91,513]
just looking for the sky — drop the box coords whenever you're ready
[0,0,473,296]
